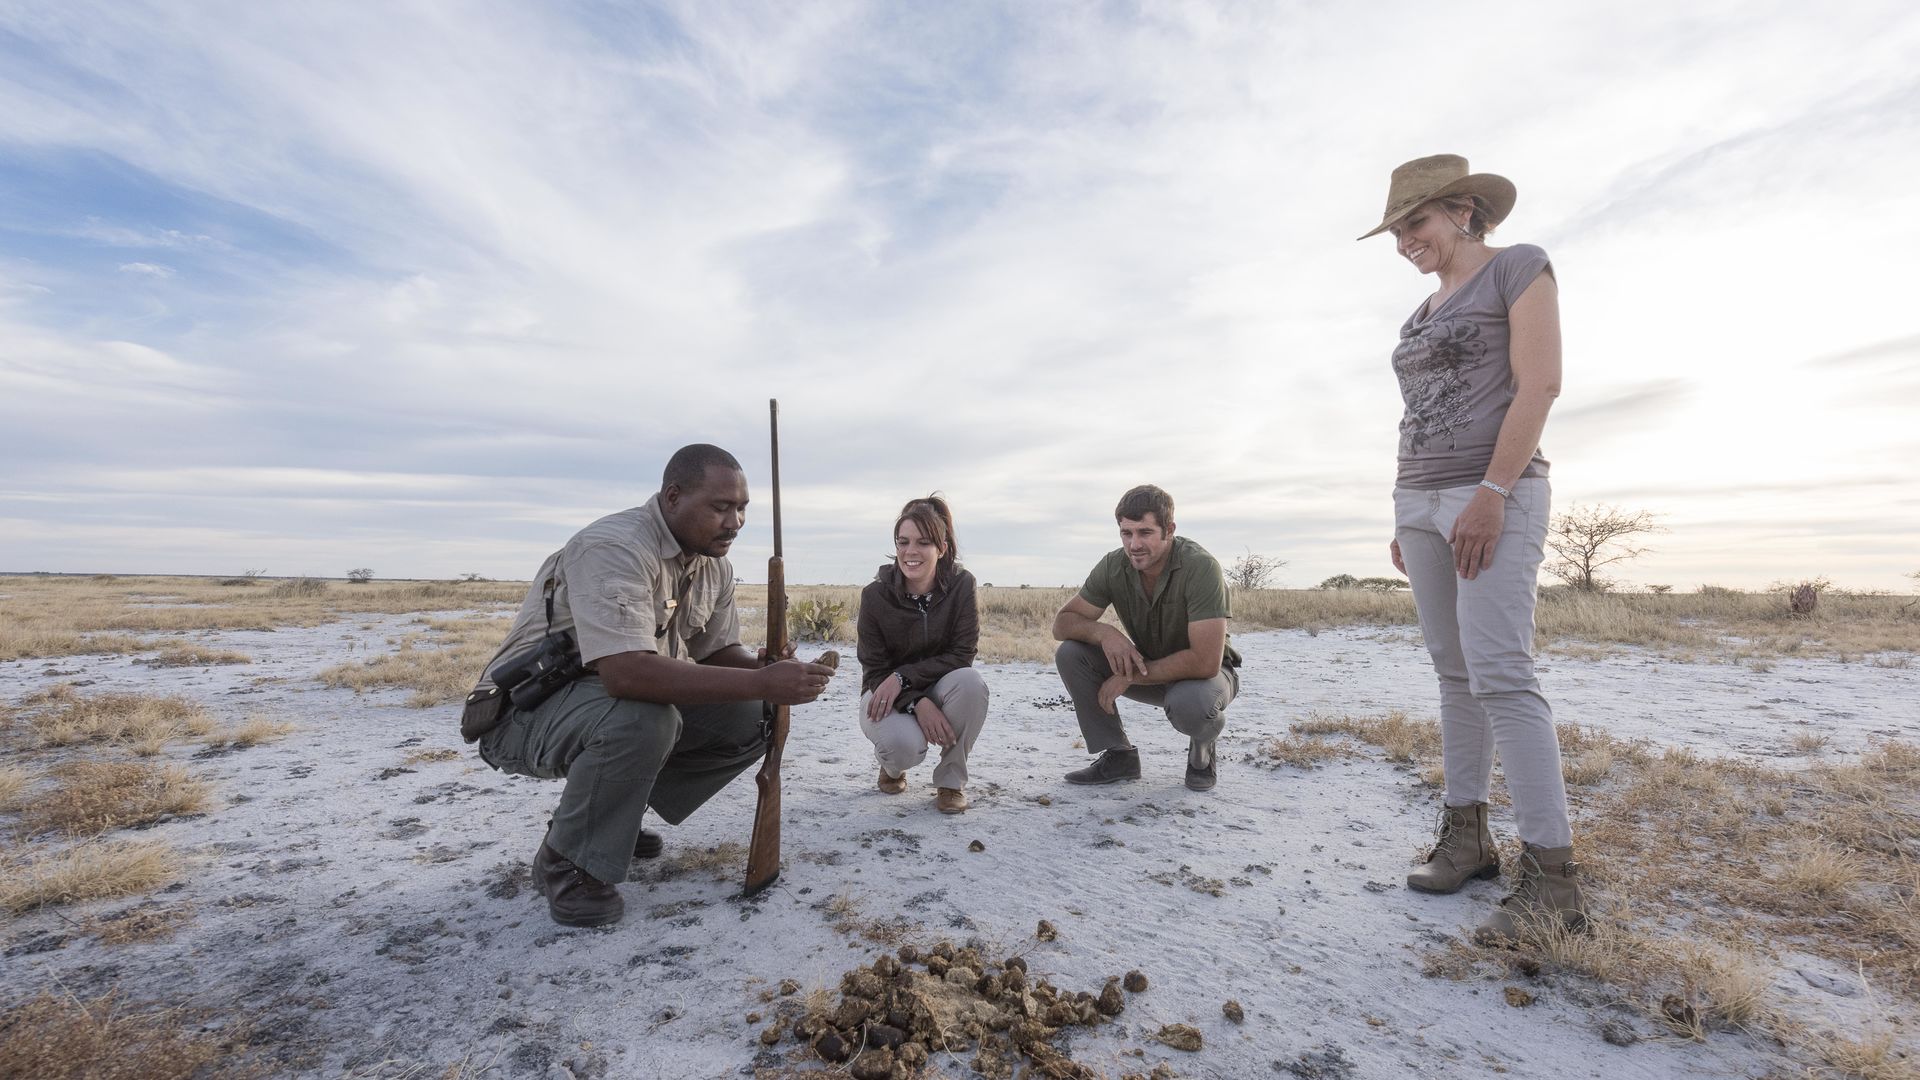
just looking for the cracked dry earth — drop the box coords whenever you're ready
[3,616,1917,1078]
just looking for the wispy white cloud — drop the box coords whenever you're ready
[0,2,1917,589]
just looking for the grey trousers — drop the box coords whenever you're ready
[858,667,990,789]
[1055,639,1237,764]
[1393,477,1573,848]
[477,676,766,885]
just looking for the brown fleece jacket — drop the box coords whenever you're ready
[856,562,979,711]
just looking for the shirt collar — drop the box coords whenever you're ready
[638,494,692,568]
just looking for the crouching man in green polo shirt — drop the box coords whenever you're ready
[469,444,837,927]
[1051,484,1242,791]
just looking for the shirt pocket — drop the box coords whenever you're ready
[601,583,654,632]
[680,588,716,639]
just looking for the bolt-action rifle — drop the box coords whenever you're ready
[744,399,836,896]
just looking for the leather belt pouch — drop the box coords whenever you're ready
[460,686,510,743]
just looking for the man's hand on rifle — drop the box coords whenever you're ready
[759,658,836,705]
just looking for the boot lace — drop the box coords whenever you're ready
[1423,808,1462,862]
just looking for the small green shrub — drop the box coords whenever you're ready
[788,599,849,642]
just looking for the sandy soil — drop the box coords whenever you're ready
[4,618,1916,1079]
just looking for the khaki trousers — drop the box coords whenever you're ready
[1393,477,1573,848]
[858,667,989,790]
[1055,639,1237,766]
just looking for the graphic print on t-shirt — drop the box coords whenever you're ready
[1393,319,1488,454]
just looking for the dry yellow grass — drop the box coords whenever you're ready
[316,615,513,707]
[1263,734,1352,769]
[16,686,213,753]
[139,643,252,667]
[0,989,252,1080]
[0,763,31,809]
[82,904,195,946]
[222,716,295,747]
[1355,716,1920,1076]
[655,841,749,881]
[401,747,462,766]
[1291,710,1440,764]
[0,573,524,661]
[0,838,181,913]
[735,581,1916,666]
[20,761,210,838]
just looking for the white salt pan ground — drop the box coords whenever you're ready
[3,620,1916,1078]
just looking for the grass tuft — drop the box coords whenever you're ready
[21,761,210,838]
[20,687,212,752]
[0,989,249,1080]
[0,839,181,913]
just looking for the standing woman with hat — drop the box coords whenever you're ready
[1359,155,1587,942]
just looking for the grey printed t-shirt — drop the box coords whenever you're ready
[1392,243,1554,490]
[475,495,742,690]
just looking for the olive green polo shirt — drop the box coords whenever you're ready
[478,495,742,688]
[1077,535,1241,668]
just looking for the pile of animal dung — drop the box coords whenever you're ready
[767,937,1149,1080]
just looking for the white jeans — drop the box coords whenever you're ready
[1393,477,1572,848]
[858,667,989,790]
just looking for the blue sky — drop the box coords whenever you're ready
[2,1,1917,590]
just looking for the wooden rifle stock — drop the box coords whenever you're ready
[744,399,788,897]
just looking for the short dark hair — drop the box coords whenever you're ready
[1114,485,1173,528]
[661,444,743,493]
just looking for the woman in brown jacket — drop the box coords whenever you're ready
[856,495,989,814]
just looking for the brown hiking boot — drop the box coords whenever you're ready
[935,788,969,814]
[1474,843,1589,945]
[533,840,624,927]
[877,766,906,795]
[1406,802,1499,894]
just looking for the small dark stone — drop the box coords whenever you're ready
[1036,919,1058,941]
[1223,999,1245,1023]
[968,840,986,852]
[1123,970,1149,993]
[1097,979,1125,1016]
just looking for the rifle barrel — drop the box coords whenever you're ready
[769,398,782,559]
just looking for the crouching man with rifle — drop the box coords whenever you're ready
[461,442,837,927]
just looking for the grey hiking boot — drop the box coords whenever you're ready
[1406,802,1499,894]
[1185,739,1217,792]
[1474,843,1589,945]
[1065,746,1142,785]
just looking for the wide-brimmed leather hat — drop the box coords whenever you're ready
[1357,154,1515,240]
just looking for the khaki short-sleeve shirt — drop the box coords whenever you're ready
[1077,535,1241,668]
[477,496,741,687]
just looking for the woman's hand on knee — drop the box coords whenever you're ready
[915,698,956,748]
[867,675,902,722]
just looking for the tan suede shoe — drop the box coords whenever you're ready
[877,766,906,795]
[935,787,969,814]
